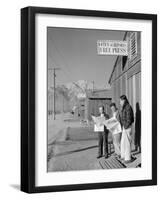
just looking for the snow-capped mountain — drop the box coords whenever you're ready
[65,80,93,99]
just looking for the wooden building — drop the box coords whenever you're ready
[85,89,112,121]
[48,89,70,116]
[77,97,86,119]
[109,31,141,149]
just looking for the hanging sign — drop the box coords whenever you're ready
[97,40,128,56]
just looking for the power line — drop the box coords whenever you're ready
[48,67,61,120]
[49,37,73,76]
[48,39,76,90]
[48,38,103,92]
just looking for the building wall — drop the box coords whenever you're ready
[78,98,86,119]
[86,98,112,121]
[85,89,112,120]
[109,32,141,147]
[48,91,71,115]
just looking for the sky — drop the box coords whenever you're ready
[47,27,125,89]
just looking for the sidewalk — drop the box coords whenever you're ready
[47,113,141,172]
[47,112,90,168]
[48,112,81,144]
[48,126,100,172]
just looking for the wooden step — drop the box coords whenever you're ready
[122,154,141,168]
[99,156,126,169]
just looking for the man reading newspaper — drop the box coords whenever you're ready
[91,106,109,159]
[92,104,122,158]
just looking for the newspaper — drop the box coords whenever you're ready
[103,117,122,134]
[91,115,105,132]
[91,115,122,134]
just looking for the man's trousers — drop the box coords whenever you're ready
[113,132,121,156]
[121,127,132,161]
[98,131,108,157]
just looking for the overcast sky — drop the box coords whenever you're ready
[47,27,125,89]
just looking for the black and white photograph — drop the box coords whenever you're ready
[20,6,157,193]
[47,27,141,172]
[0,0,159,196]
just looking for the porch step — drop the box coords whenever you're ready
[123,153,141,168]
[99,153,141,169]
[99,156,126,169]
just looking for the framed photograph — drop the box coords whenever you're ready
[21,6,157,193]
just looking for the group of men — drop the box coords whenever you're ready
[97,94,134,164]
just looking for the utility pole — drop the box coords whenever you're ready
[48,67,61,120]
[92,81,95,91]
[62,90,64,113]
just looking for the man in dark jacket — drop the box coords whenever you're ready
[97,106,109,159]
[120,95,134,163]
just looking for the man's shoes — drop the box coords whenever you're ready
[97,155,102,159]
[112,153,117,157]
[119,157,124,161]
[124,160,132,164]
[124,156,136,164]
[104,154,108,159]
[113,153,120,158]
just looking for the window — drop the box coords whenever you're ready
[130,32,137,59]
[122,56,127,71]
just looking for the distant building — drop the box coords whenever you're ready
[85,89,112,121]
[77,98,86,119]
[48,88,71,115]
[109,31,141,149]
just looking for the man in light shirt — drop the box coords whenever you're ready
[110,103,122,157]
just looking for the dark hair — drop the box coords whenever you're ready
[110,102,116,108]
[120,95,129,104]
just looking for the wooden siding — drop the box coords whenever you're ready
[86,98,112,120]
[109,31,141,147]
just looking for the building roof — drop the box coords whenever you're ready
[108,32,128,85]
[87,89,112,99]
